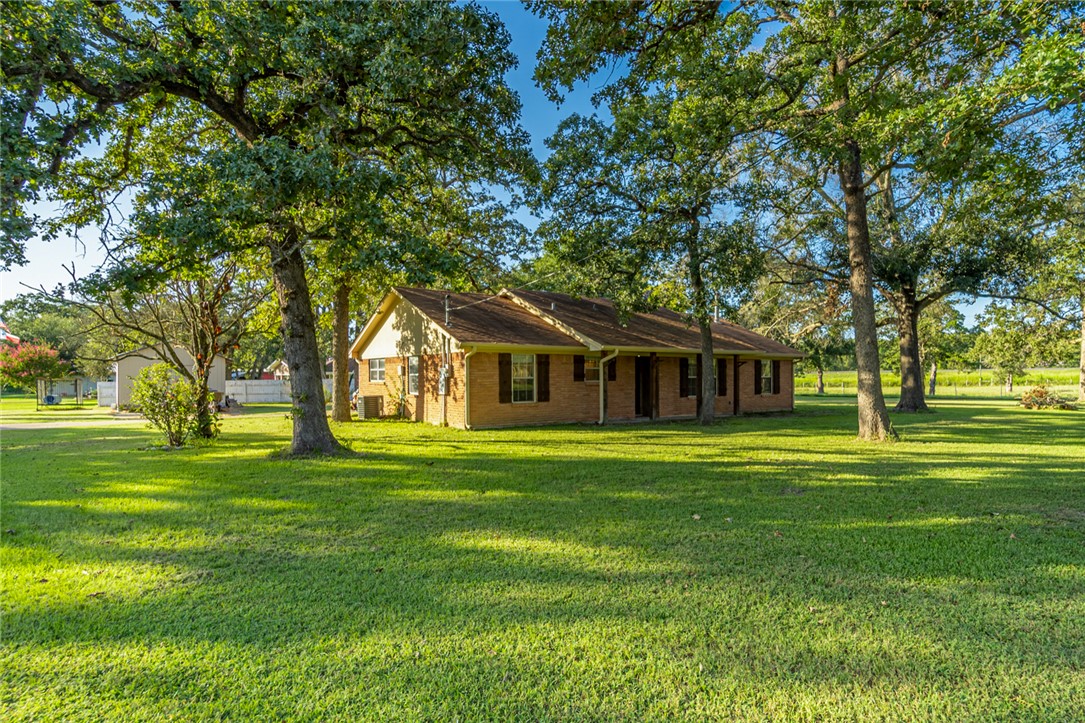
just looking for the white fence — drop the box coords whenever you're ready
[97,381,116,407]
[225,379,291,403]
[224,379,334,404]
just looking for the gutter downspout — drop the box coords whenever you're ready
[598,350,619,425]
[463,347,477,429]
[440,337,449,427]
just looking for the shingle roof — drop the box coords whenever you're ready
[507,289,802,356]
[382,286,802,357]
[393,287,585,348]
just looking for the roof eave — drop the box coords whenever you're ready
[604,346,805,358]
[462,342,592,354]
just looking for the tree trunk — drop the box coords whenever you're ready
[185,327,217,438]
[686,227,715,425]
[330,276,354,423]
[269,231,343,455]
[838,141,895,440]
[1078,310,1085,402]
[1006,373,1013,393]
[816,366,825,395]
[928,361,937,398]
[696,313,716,424]
[894,289,928,412]
[194,373,216,439]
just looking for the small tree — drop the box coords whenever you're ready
[129,364,205,447]
[972,303,1069,393]
[0,343,70,392]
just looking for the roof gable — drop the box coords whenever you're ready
[350,288,586,359]
[351,286,802,359]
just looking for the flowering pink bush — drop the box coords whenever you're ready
[0,343,70,392]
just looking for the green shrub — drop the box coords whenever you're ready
[1019,385,1077,411]
[129,364,205,446]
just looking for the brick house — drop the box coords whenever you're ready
[350,287,803,429]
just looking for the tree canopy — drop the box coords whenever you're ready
[532,0,1084,439]
[3,0,534,453]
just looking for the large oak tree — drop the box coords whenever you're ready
[535,93,763,424]
[532,0,1083,440]
[2,0,531,453]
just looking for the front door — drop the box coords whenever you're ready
[635,356,652,417]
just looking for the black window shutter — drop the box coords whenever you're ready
[754,359,763,395]
[679,357,689,397]
[537,354,550,402]
[498,353,512,404]
[573,354,585,382]
[695,356,702,398]
[717,358,727,396]
[772,360,782,394]
[607,358,617,382]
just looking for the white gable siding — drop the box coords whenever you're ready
[363,299,458,359]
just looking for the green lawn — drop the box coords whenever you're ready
[795,367,1080,399]
[2,398,1083,720]
[0,393,122,425]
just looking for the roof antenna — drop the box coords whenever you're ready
[445,294,451,327]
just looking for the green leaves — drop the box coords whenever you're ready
[129,363,206,447]
[535,88,763,319]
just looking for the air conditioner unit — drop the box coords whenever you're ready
[358,395,384,419]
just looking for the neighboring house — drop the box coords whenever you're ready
[105,345,228,408]
[264,359,290,380]
[351,287,803,429]
[323,356,359,390]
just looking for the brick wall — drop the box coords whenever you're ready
[712,358,736,416]
[420,353,466,428]
[735,357,794,414]
[468,352,599,428]
[653,355,739,419]
[360,351,794,428]
[607,355,636,421]
[356,353,466,426]
[356,356,403,418]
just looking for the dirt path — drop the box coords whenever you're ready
[0,418,144,430]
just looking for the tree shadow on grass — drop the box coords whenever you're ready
[2,402,1084,718]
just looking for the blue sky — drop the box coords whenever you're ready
[0,1,593,306]
[482,1,603,158]
[0,2,985,323]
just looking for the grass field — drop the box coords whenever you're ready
[795,367,1080,399]
[2,396,1083,720]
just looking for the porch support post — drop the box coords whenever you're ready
[650,352,659,420]
[733,354,741,416]
[598,350,618,425]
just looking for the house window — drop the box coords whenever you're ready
[584,358,600,383]
[687,358,698,397]
[761,360,773,395]
[408,356,419,395]
[512,353,535,403]
[369,358,385,382]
